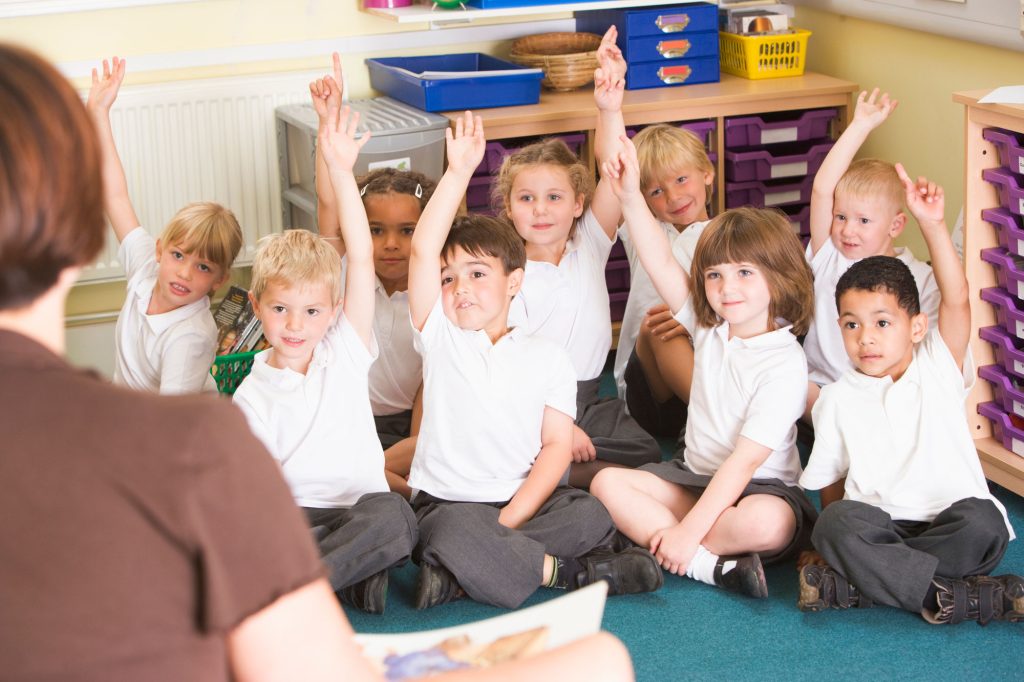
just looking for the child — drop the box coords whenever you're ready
[797,167,1021,625]
[591,137,817,599]
[233,95,417,614]
[804,89,939,414]
[499,28,660,487]
[406,111,662,610]
[87,57,243,394]
[310,54,432,497]
[613,123,714,439]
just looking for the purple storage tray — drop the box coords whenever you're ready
[978,401,1024,458]
[725,109,837,148]
[466,174,493,210]
[980,325,1024,380]
[725,175,814,208]
[626,120,715,152]
[610,290,629,322]
[985,207,1024,258]
[605,259,630,293]
[981,287,1024,341]
[610,239,626,261]
[725,141,834,183]
[484,133,585,175]
[780,203,811,236]
[983,167,1024,216]
[983,128,1024,177]
[979,364,1024,419]
[982,247,1024,301]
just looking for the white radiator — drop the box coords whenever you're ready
[79,70,321,284]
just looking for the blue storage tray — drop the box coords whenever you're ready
[625,55,720,90]
[465,0,579,7]
[625,30,720,62]
[366,54,543,113]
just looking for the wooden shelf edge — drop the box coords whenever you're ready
[976,436,1024,497]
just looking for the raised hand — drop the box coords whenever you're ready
[852,87,898,130]
[644,304,689,342]
[600,134,641,201]
[444,110,486,176]
[87,56,126,114]
[318,80,370,174]
[309,52,344,122]
[895,162,945,229]
[593,26,626,113]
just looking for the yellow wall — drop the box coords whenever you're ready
[796,6,1024,258]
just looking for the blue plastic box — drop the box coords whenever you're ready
[366,54,543,113]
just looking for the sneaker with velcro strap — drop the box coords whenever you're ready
[797,564,873,612]
[924,574,1024,625]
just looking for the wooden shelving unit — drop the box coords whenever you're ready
[956,89,1024,497]
[364,0,700,26]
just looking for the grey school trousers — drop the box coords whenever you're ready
[412,486,617,609]
[373,410,413,450]
[812,497,1010,613]
[304,491,418,592]
[576,377,662,468]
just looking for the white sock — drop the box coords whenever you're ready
[686,544,720,585]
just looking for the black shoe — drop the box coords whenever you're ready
[576,547,663,595]
[714,553,769,599]
[797,564,871,611]
[926,575,1024,625]
[415,563,464,610]
[339,569,388,614]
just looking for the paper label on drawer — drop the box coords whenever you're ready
[1019,157,1024,175]
[1015,401,1024,418]
[762,127,798,145]
[790,221,800,234]
[368,157,411,172]
[1015,359,1024,375]
[1018,281,1024,300]
[1020,197,1024,215]
[1016,320,1024,339]
[771,161,807,179]
[765,190,799,206]
[1018,239,1024,256]
[1014,438,1024,458]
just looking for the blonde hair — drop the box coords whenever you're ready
[835,159,904,217]
[492,138,594,216]
[250,229,342,304]
[159,201,243,273]
[633,124,714,193]
[690,207,814,336]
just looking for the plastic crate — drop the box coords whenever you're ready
[627,120,716,153]
[780,203,811,236]
[365,54,543,112]
[982,247,1024,301]
[983,128,1024,177]
[725,140,834,182]
[981,325,1024,380]
[483,133,585,175]
[725,108,837,147]
[610,290,629,322]
[980,364,1024,419]
[625,55,720,90]
[719,28,811,80]
[725,175,813,208]
[211,351,259,395]
[466,174,494,211]
[981,287,1024,342]
[985,207,1024,258]
[978,401,1024,458]
[605,259,631,293]
[983,167,1024,216]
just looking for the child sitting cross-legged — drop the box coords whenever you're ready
[797,167,1022,626]
[88,57,243,394]
[407,111,663,610]
[232,94,416,615]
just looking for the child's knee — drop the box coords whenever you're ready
[590,467,627,504]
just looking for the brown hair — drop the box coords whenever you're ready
[357,167,436,213]
[690,207,814,336]
[442,214,526,275]
[250,229,342,304]
[0,44,105,310]
[492,138,593,219]
[835,158,904,217]
[159,202,243,274]
[633,124,715,194]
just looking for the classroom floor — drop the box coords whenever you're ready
[346,371,1024,681]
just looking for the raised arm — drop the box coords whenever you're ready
[895,163,969,368]
[311,53,345,258]
[809,88,898,255]
[603,136,690,313]
[85,57,141,243]
[408,111,485,330]
[317,84,374,348]
[590,26,628,238]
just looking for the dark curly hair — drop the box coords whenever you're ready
[835,255,920,316]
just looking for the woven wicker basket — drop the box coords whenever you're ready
[509,32,602,92]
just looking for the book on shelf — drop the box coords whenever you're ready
[213,286,266,356]
[355,581,608,680]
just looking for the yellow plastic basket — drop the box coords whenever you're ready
[211,350,259,395]
[719,29,811,80]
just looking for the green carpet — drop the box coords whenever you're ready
[348,371,1024,680]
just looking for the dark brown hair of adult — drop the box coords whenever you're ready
[0,43,105,311]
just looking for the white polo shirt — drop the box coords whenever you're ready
[802,330,1014,536]
[613,219,709,398]
[508,209,615,382]
[341,257,420,416]
[408,297,578,503]
[673,299,807,486]
[113,227,217,395]
[232,312,389,508]
[804,239,940,385]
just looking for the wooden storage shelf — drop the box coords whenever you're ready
[364,0,699,26]
[956,89,1024,498]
